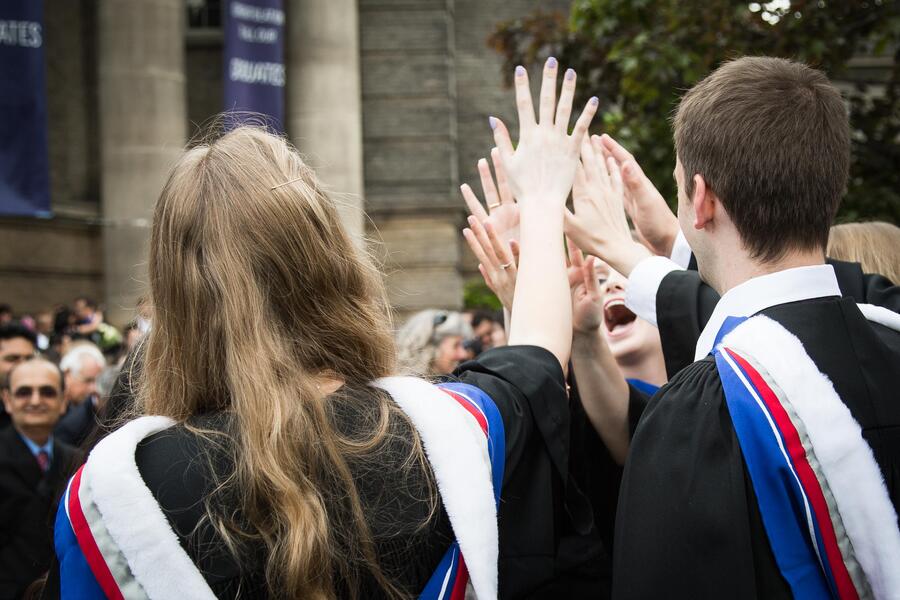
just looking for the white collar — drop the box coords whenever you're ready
[694,264,841,360]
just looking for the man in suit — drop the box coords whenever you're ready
[1,357,77,598]
[54,343,105,447]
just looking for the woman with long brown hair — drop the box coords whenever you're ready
[49,58,598,600]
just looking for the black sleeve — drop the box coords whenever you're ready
[612,358,788,600]
[656,269,722,378]
[860,272,900,311]
[453,345,569,486]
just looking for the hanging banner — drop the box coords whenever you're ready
[0,1,51,216]
[223,0,285,131]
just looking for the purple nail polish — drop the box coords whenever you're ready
[547,57,557,69]
[565,68,575,81]
[590,96,599,106]
[489,116,498,130]
[515,65,526,77]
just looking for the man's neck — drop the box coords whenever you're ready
[708,248,826,296]
[18,427,51,447]
[619,355,668,387]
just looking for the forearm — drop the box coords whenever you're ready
[508,208,571,370]
[571,329,630,464]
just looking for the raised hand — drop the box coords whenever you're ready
[488,58,598,209]
[598,134,680,257]
[460,148,519,245]
[565,135,651,278]
[567,240,604,335]
[463,216,518,311]
[488,58,598,371]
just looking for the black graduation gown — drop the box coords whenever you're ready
[36,345,585,599]
[613,296,900,598]
[657,258,900,378]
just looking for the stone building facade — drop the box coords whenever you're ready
[0,0,567,326]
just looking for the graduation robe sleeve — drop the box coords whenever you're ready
[612,357,792,600]
[655,269,721,378]
[654,258,900,379]
[454,345,591,598]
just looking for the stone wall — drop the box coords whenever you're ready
[359,0,568,319]
[0,0,103,316]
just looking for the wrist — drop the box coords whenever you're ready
[652,219,680,257]
[605,240,653,278]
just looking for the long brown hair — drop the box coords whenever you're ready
[138,125,427,598]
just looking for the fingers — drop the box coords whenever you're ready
[490,117,515,161]
[538,57,558,126]
[555,68,576,132]
[581,134,603,185]
[463,226,493,270]
[598,133,634,164]
[607,155,624,197]
[509,238,520,264]
[569,96,599,155]
[484,221,515,271]
[460,183,488,221]
[467,215,500,266]
[567,236,584,269]
[591,135,612,186]
[513,65,535,133]
[477,158,500,212]
[490,147,514,205]
[582,256,603,301]
[573,161,587,198]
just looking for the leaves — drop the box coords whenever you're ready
[489,0,900,223]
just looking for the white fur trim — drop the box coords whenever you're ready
[375,377,498,600]
[83,416,217,600]
[858,303,900,333]
[721,316,900,599]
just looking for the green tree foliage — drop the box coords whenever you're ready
[489,0,900,223]
[463,278,503,310]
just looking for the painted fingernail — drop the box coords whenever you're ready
[467,215,476,225]
[515,65,526,77]
[547,57,557,69]
[478,158,488,167]
[489,116,498,130]
[565,68,575,81]
[589,96,599,106]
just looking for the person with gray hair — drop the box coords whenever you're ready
[55,342,106,447]
[396,309,473,376]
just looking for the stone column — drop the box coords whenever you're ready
[97,0,186,326]
[286,0,365,241]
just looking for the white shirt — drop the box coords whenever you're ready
[695,264,840,359]
[624,230,690,327]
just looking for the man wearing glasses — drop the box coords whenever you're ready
[0,357,77,598]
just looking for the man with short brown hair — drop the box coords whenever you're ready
[566,56,900,597]
[0,357,77,597]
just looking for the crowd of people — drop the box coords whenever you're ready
[1,54,899,600]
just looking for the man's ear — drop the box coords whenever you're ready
[691,174,716,230]
[1,389,10,413]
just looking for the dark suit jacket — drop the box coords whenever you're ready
[656,258,900,378]
[0,428,77,598]
[54,399,98,449]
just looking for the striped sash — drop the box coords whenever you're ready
[713,315,900,600]
[55,381,505,600]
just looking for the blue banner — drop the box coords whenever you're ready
[0,1,51,216]
[223,0,285,131]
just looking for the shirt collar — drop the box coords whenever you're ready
[17,431,54,462]
[695,264,841,360]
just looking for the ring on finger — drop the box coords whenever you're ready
[500,262,513,269]
[488,202,501,209]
